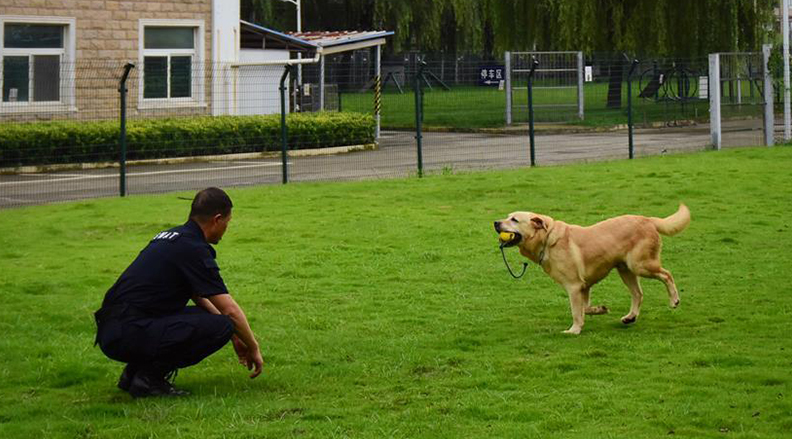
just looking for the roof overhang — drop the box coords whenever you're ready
[240,21,393,57]
[290,31,394,55]
[318,37,390,55]
[240,20,318,54]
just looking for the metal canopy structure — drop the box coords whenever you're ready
[239,21,393,56]
[238,21,393,137]
[290,30,394,55]
[240,20,317,53]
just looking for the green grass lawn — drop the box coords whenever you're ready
[1,147,791,438]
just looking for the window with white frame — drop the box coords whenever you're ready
[0,17,75,109]
[140,21,204,105]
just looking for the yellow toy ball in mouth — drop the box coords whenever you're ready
[499,231,515,242]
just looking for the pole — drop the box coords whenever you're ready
[763,44,775,146]
[279,65,292,184]
[374,44,381,140]
[624,55,639,159]
[527,57,538,167]
[577,51,585,120]
[118,63,134,197]
[709,53,722,150]
[505,51,512,125]
[277,0,303,101]
[319,54,325,110]
[784,0,791,140]
[415,59,426,177]
[296,0,302,91]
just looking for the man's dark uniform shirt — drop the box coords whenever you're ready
[96,220,234,372]
[102,220,228,314]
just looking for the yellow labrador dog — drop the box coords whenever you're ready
[494,205,690,334]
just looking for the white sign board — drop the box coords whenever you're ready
[698,76,708,99]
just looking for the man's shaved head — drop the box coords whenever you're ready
[189,187,232,223]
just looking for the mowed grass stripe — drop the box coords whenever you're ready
[0,146,790,438]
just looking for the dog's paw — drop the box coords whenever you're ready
[621,315,637,325]
[585,305,609,315]
[563,327,582,335]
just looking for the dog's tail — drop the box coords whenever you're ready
[651,204,690,236]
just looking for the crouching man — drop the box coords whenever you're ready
[94,187,263,397]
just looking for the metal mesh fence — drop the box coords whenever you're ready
[717,52,767,148]
[1,62,126,205]
[0,51,776,209]
[509,51,583,123]
[628,55,717,159]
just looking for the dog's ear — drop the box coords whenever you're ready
[531,216,546,230]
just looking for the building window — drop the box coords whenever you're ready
[0,18,75,110]
[141,23,202,102]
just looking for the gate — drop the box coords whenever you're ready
[505,51,584,124]
[708,46,773,148]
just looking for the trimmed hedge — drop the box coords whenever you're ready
[0,112,375,167]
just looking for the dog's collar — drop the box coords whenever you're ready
[536,225,554,265]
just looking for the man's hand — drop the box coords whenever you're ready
[207,293,263,378]
[231,335,249,367]
[245,346,264,379]
[232,334,262,378]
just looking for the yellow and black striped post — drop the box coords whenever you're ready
[374,75,382,114]
[374,74,382,120]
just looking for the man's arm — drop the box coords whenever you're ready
[192,295,223,314]
[204,293,264,378]
[192,295,221,314]
[192,295,249,365]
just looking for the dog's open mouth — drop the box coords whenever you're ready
[498,231,522,247]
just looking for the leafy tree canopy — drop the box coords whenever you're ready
[242,0,778,56]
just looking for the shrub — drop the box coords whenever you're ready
[0,112,375,167]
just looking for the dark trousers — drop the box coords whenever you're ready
[97,306,234,372]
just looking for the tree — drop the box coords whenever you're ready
[241,0,490,54]
[486,0,776,107]
[487,0,776,56]
[242,0,777,109]
[241,0,777,56]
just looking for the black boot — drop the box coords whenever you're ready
[117,363,139,391]
[128,367,190,398]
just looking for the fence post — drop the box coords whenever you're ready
[414,59,426,177]
[763,44,774,147]
[505,51,512,125]
[527,57,539,167]
[709,53,722,150]
[784,0,791,141]
[319,54,325,111]
[279,64,293,184]
[624,55,639,159]
[577,51,585,120]
[118,63,134,197]
[374,44,382,140]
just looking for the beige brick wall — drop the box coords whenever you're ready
[0,0,215,121]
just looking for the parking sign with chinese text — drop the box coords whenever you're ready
[478,65,504,86]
